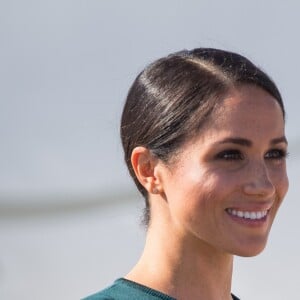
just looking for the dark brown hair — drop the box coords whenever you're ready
[120,48,284,225]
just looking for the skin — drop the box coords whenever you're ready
[127,85,289,300]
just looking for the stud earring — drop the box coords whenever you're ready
[152,187,159,194]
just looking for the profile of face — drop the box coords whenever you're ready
[153,85,289,257]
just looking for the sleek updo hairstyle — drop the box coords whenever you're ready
[120,48,284,225]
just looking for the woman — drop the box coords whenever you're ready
[84,48,289,300]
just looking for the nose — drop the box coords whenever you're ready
[242,161,275,198]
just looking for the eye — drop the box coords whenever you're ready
[215,149,244,161]
[265,149,288,160]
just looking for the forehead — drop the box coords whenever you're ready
[208,85,285,134]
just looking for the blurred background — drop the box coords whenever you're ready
[0,1,299,299]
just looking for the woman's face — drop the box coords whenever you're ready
[158,85,289,257]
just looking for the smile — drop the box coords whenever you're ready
[226,208,268,220]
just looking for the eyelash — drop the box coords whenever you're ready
[216,150,243,161]
[265,149,289,160]
[216,149,288,161]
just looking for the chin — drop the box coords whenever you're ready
[232,241,268,257]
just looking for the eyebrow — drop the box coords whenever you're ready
[270,136,288,145]
[218,136,288,147]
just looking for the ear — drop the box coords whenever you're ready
[131,146,163,195]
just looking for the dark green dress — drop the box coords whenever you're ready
[83,278,240,300]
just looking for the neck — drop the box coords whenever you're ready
[126,218,234,300]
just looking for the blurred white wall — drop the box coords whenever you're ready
[0,1,299,299]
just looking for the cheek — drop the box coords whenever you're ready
[171,170,232,216]
[170,172,236,240]
[270,164,289,200]
[275,171,289,201]
[163,168,209,219]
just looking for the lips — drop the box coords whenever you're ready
[226,208,268,220]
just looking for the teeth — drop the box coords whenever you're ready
[227,209,268,220]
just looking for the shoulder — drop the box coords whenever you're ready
[82,294,113,300]
[82,278,176,300]
[83,279,239,300]
[81,287,114,300]
[82,280,120,300]
[82,278,135,300]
